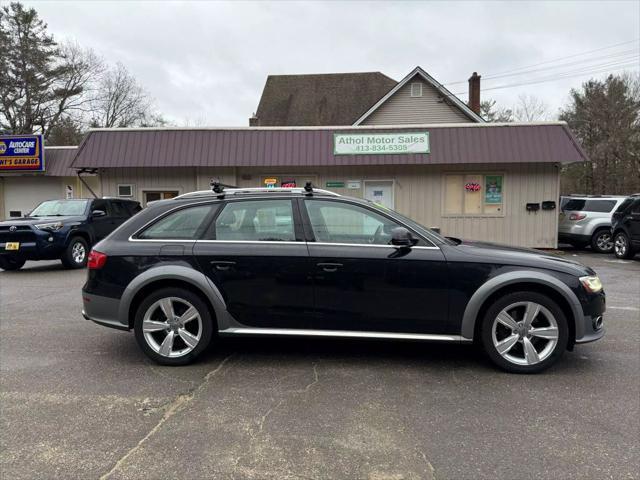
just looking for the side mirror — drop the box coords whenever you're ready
[391,227,417,247]
[91,209,106,218]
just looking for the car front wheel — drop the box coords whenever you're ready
[0,256,26,271]
[134,287,214,366]
[614,232,634,259]
[481,292,568,373]
[591,229,614,254]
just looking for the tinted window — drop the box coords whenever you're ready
[306,200,403,245]
[563,199,616,213]
[615,198,635,214]
[92,199,110,216]
[127,202,142,215]
[139,205,212,240]
[214,200,295,242]
[631,199,640,214]
[110,201,129,218]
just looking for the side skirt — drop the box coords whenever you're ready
[218,328,471,343]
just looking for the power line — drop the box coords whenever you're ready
[443,38,640,86]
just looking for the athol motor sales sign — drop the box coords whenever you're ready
[0,134,45,171]
[334,132,429,155]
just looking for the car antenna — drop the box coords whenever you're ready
[304,181,314,196]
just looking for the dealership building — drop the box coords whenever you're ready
[1,67,588,247]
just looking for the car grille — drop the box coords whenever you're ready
[0,225,37,243]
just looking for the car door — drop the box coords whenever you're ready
[90,199,116,241]
[629,199,640,245]
[300,198,450,334]
[193,198,314,329]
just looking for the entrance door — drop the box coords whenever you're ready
[364,181,394,209]
[143,191,179,205]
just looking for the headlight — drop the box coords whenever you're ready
[34,222,64,231]
[579,275,602,293]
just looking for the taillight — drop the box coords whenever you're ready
[87,250,107,269]
[569,213,587,221]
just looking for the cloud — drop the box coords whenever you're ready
[27,0,640,124]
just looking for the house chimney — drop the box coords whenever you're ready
[249,113,259,126]
[468,72,481,115]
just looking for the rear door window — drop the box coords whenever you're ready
[212,200,296,242]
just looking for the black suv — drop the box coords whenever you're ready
[82,186,605,373]
[0,198,141,271]
[612,194,640,259]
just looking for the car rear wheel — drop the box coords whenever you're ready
[134,287,214,366]
[481,292,568,373]
[0,256,26,271]
[61,237,89,269]
[591,229,614,254]
[614,232,634,259]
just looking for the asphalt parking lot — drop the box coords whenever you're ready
[1,250,638,480]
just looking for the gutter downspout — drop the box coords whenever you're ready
[76,169,99,198]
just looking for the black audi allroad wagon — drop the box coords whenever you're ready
[82,185,605,373]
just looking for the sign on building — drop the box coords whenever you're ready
[0,134,45,172]
[334,132,429,155]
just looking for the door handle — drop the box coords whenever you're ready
[210,260,236,271]
[317,262,343,272]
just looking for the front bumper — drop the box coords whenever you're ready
[0,228,66,260]
[82,291,129,331]
[574,290,606,344]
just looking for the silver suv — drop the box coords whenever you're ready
[559,196,628,253]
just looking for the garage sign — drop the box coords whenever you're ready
[0,134,45,172]
[334,132,429,155]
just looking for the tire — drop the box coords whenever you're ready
[480,291,568,374]
[60,237,89,269]
[590,229,614,254]
[134,287,214,366]
[614,232,634,259]
[0,256,26,271]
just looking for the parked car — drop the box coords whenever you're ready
[612,194,640,259]
[558,195,628,253]
[0,197,141,271]
[82,185,605,373]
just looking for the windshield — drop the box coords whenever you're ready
[367,200,452,245]
[30,200,89,217]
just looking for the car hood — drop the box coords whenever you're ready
[0,215,85,225]
[450,239,594,276]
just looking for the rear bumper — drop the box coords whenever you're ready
[558,232,592,244]
[82,291,129,331]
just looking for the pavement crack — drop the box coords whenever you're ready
[98,353,234,480]
[418,450,437,480]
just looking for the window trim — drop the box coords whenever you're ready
[410,82,423,97]
[441,172,506,218]
[299,197,438,248]
[117,184,134,198]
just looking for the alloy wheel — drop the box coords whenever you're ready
[72,242,86,264]
[614,235,628,257]
[491,301,559,366]
[142,297,203,358]
[595,232,613,252]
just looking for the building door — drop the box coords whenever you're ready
[364,180,394,209]
[143,191,179,205]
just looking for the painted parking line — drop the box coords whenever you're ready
[607,306,640,311]
[603,259,633,264]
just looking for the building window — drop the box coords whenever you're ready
[443,174,504,216]
[410,82,423,97]
[118,184,133,197]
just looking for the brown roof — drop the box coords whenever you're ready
[71,123,588,169]
[44,146,77,176]
[252,72,397,126]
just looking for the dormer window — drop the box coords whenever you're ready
[410,82,423,97]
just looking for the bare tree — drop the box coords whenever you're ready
[513,94,551,122]
[480,99,513,122]
[90,62,153,128]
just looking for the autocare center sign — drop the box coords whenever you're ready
[0,134,45,172]
[334,132,430,155]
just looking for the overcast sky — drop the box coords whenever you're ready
[27,0,640,125]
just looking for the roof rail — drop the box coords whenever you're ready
[174,186,341,200]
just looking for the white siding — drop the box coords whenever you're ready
[361,78,473,125]
[236,163,560,248]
